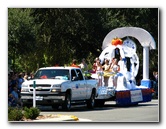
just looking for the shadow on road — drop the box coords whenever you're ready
[37,99,158,112]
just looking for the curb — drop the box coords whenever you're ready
[57,114,79,121]
[32,114,79,122]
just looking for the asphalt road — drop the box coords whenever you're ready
[38,99,159,122]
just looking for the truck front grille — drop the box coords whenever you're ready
[29,84,51,87]
[30,89,50,91]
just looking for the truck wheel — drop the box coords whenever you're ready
[62,93,71,111]
[87,92,95,109]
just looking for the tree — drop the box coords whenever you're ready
[8,8,36,72]
[8,8,158,75]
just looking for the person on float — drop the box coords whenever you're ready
[107,58,120,88]
[102,58,110,71]
[90,57,104,87]
[95,58,104,87]
[89,57,100,75]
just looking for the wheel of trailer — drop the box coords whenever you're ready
[95,100,105,107]
[52,105,59,110]
[62,93,71,111]
[86,91,95,109]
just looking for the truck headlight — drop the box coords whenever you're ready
[21,89,29,92]
[51,89,61,92]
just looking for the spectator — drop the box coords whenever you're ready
[79,58,88,71]
[23,74,28,81]
[152,71,158,98]
[30,72,34,79]
[11,87,22,107]
[8,94,16,107]
[10,74,18,87]
[71,59,80,68]
[17,73,24,93]
[9,83,17,95]
[153,71,158,83]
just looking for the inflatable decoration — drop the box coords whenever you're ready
[111,37,123,46]
[99,38,125,65]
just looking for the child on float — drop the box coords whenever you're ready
[95,58,104,87]
[102,58,110,71]
[108,58,120,88]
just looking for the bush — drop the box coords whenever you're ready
[8,107,23,121]
[23,107,40,119]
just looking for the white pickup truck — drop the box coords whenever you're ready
[21,67,98,110]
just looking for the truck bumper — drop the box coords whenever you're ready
[96,94,113,100]
[21,92,66,106]
[96,86,115,100]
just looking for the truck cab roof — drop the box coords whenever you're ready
[38,66,81,70]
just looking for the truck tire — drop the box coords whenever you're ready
[86,92,95,109]
[62,93,71,111]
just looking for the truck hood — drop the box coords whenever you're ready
[23,79,69,85]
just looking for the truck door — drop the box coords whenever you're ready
[71,69,81,100]
[76,69,87,99]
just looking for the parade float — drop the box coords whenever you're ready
[92,27,156,106]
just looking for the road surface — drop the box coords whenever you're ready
[38,99,159,122]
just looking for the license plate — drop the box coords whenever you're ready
[36,96,43,100]
[98,87,107,95]
[100,90,107,94]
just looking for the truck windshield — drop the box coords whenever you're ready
[34,69,70,80]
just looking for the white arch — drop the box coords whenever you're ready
[102,27,156,50]
[102,27,157,88]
